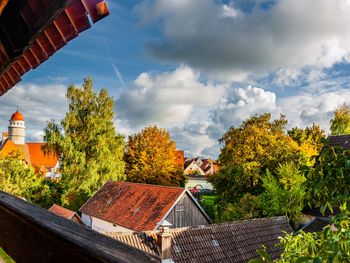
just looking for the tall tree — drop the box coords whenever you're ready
[330,103,350,135]
[210,113,305,220]
[124,126,184,186]
[43,78,125,210]
[288,124,325,166]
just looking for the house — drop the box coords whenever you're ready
[48,204,83,225]
[107,216,292,263]
[0,110,60,178]
[184,158,218,190]
[327,134,350,149]
[79,181,211,233]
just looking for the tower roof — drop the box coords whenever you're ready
[10,111,24,121]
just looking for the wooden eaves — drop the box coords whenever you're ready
[0,0,109,96]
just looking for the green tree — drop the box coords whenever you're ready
[330,103,350,135]
[305,145,350,214]
[210,113,304,220]
[260,163,306,221]
[0,153,42,201]
[43,78,125,210]
[250,204,350,263]
[124,125,184,186]
[288,124,325,166]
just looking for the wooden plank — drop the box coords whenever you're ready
[0,190,160,263]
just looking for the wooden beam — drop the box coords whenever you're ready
[0,191,160,263]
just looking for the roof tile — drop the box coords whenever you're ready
[80,181,185,231]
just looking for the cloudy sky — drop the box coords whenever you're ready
[2,0,350,158]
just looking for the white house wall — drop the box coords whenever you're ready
[89,216,133,233]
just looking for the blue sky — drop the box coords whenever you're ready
[2,0,350,158]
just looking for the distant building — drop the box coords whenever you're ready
[79,181,211,233]
[184,158,218,190]
[0,110,60,178]
[108,216,292,263]
[48,204,83,225]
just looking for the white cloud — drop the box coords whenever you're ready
[116,66,225,128]
[137,0,350,82]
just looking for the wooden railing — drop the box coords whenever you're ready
[0,190,160,262]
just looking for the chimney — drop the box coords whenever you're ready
[157,220,173,262]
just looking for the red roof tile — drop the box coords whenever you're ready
[49,204,76,220]
[80,181,185,232]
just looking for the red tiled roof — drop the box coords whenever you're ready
[49,204,76,220]
[80,181,185,232]
[0,0,109,96]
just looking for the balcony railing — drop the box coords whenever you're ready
[0,190,160,262]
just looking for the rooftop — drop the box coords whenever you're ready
[80,181,186,231]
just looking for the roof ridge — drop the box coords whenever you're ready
[114,181,185,190]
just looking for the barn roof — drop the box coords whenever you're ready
[79,181,208,232]
[108,216,292,263]
[0,0,109,96]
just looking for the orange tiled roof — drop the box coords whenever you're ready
[10,110,24,121]
[0,139,21,158]
[80,181,185,232]
[49,204,76,220]
[27,143,57,167]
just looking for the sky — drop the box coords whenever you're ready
[2,0,350,158]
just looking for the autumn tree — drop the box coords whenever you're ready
[124,126,184,186]
[287,124,325,166]
[43,78,125,210]
[210,113,305,220]
[330,103,350,135]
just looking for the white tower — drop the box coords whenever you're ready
[8,110,25,145]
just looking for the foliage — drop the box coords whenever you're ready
[30,179,64,209]
[250,204,350,263]
[124,125,184,186]
[288,124,325,166]
[221,193,262,221]
[260,163,306,221]
[305,145,350,214]
[330,103,350,135]
[210,113,304,220]
[0,153,60,208]
[0,153,43,201]
[199,195,216,221]
[43,78,125,210]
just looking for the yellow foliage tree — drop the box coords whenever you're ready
[124,126,184,186]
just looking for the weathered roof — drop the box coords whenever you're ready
[108,216,292,263]
[298,217,330,233]
[327,135,350,150]
[79,181,186,232]
[0,0,109,96]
